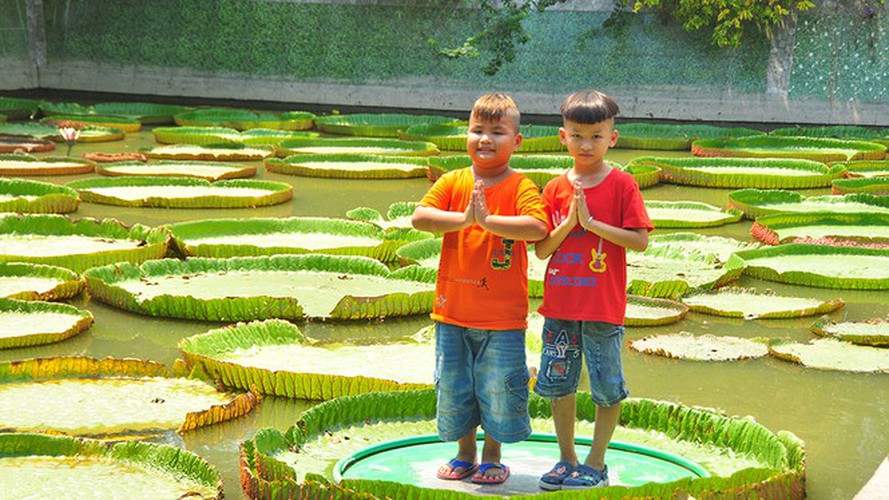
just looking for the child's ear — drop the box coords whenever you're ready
[609,129,619,148]
[558,127,568,145]
[514,132,523,149]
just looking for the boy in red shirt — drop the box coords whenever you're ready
[412,93,548,484]
[534,90,653,490]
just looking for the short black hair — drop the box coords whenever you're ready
[560,90,620,124]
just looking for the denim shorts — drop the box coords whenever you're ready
[434,321,531,444]
[533,318,629,407]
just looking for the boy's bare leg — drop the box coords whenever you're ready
[584,403,620,470]
[438,428,478,476]
[552,394,580,465]
[478,433,506,480]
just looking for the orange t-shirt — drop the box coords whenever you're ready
[419,167,546,330]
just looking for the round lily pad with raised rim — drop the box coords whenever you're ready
[727,189,889,219]
[770,125,889,146]
[630,156,844,189]
[0,97,41,120]
[153,126,318,146]
[168,216,408,262]
[0,134,55,153]
[82,151,147,163]
[174,108,315,130]
[0,123,127,143]
[84,254,435,322]
[265,154,428,179]
[768,338,889,373]
[682,287,844,319]
[645,232,760,263]
[621,162,661,188]
[725,244,889,290]
[811,316,888,347]
[833,160,889,178]
[692,136,887,162]
[96,160,256,181]
[346,201,418,231]
[40,114,142,133]
[0,433,222,499]
[752,212,889,248]
[0,356,259,436]
[0,153,94,176]
[626,237,745,298]
[66,176,292,209]
[0,214,170,272]
[400,123,563,152]
[614,123,765,150]
[276,137,440,157]
[832,177,889,195]
[629,332,769,361]
[426,154,575,187]
[645,200,743,228]
[0,262,85,301]
[625,295,689,326]
[0,177,79,213]
[315,113,456,137]
[91,101,195,124]
[139,143,275,161]
[0,298,93,349]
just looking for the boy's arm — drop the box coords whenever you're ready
[411,204,473,233]
[534,195,577,259]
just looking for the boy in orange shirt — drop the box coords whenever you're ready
[534,90,653,490]
[412,93,548,484]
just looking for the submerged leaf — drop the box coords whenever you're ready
[629,332,769,361]
[769,338,889,373]
[682,287,844,319]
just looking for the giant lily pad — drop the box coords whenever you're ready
[615,123,764,150]
[66,177,293,209]
[770,125,889,146]
[346,201,418,231]
[833,160,889,178]
[0,134,55,153]
[0,433,222,499]
[682,287,844,319]
[625,295,689,326]
[726,244,889,290]
[627,241,744,298]
[621,163,661,189]
[768,338,889,373]
[153,126,317,146]
[0,214,170,272]
[96,160,256,181]
[84,254,435,321]
[832,177,889,195]
[811,316,888,347]
[276,137,440,157]
[0,356,259,436]
[0,97,41,120]
[0,262,85,301]
[727,189,889,219]
[629,156,844,189]
[174,108,315,130]
[0,177,79,213]
[265,154,428,179]
[91,101,195,124]
[400,123,563,152]
[629,333,769,361]
[0,123,124,143]
[692,136,886,162]
[140,143,274,161]
[425,154,575,187]
[40,114,142,133]
[645,200,743,228]
[752,212,889,248]
[0,153,94,176]
[168,217,407,262]
[644,233,759,263]
[0,298,93,349]
[314,113,456,137]
[241,390,805,498]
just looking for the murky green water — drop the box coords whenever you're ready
[2,131,886,499]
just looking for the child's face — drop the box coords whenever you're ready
[467,115,522,171]
[559,118,618,171]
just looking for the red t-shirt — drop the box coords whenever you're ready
[538,168,653,324]
[420,167,547,330]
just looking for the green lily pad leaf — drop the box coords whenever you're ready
[726,244,889,290]
[239,128,319,145]
[645,233,759,263]
[645,200,743,228]
[692,136,886,163]
[315,113,456,137]
[0,298,93,349]
[400,123,563,152]
[629,332,769,361]
[682,287,844,319]
[265,154,428,179]
[0,262,85,301]
[426,154,576,188]
[833,160,889,178]
[40,114,142,133]
[832,177,889,195]
[768,338,889,373]
[66,176,292,209]
[626,295,689,326]
[0,97,41,120]
[345,201,425,233]
[0,177,79,213]
[91,101,195,124]
[139,143,274,161]
[620,163,661,188]
[84,254,435,321]
[614,123,764,150]
[811,316,888,347]
[0,356,259,436]
[0,123,123,144]
[0,153,94,176]
[752,212,889,248]
[153,126,318,146]
[727,189,889,219]
[174,108,315,130]
[276,137,440,157]
[96,160,256,181]
[630,156,843,189]
[627,239,744,298]
[770,125,889,146]
[168,216,405,262]
[0,134,56,153]
[0,433,222,498]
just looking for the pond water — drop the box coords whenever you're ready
[1,127,886,499]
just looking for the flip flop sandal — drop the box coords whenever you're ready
[436,458,478,480]
[471,462,510,484]
[539,460,576,491]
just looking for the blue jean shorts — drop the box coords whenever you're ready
[434,321,531,444]
[533,318,629,407]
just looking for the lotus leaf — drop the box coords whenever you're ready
[314,113,456,137]
[91,101,195,124]
[0,433,221,499]
[154,126,318,146]
[811,316,888,347]
[630,156,843,189]
[0,356,259,436]
[645,200,743,228]
[726,244,889,290]
[82,151,147,163]
[645,233,759,263]
[0,262,85,301]
[401,123,563,152]
[0,97,41,120]
[0,214,170,272]
[66,176,293,209]
[682,287,844,319]
[832,177,889,195]
[625,295,689,326]
[140,143,274,161]
[621,163,661,188]
[265,154,428,179]
[0,153,94,176]
[0,134,55,153]
[0,177,79,213]
[239,128,319,145]
[727,189,889,219]
[614,123,764,150]
[426,153,576,187]
[692,136,886,162]
[0,298,93,349]
[770,125,889,146]
[768,338,889,373]
[345,201,429,235]
[96,160,256,181]
[627,243,743,298]
[40,114,142,133]
[752,212,889,248]
[630,333,769,361]
[0,122,126,143]
[833,160,889,178]
[174,108,315,130]
[276,137,440,157]
[84,254,435,321]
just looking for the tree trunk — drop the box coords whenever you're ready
[765,13,798,97]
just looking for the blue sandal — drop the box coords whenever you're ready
[562,463,609,489]
[436,458,478,480]
[539,461,576,491]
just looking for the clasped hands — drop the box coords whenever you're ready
[460,180,493,229]
[562,180,596,231]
